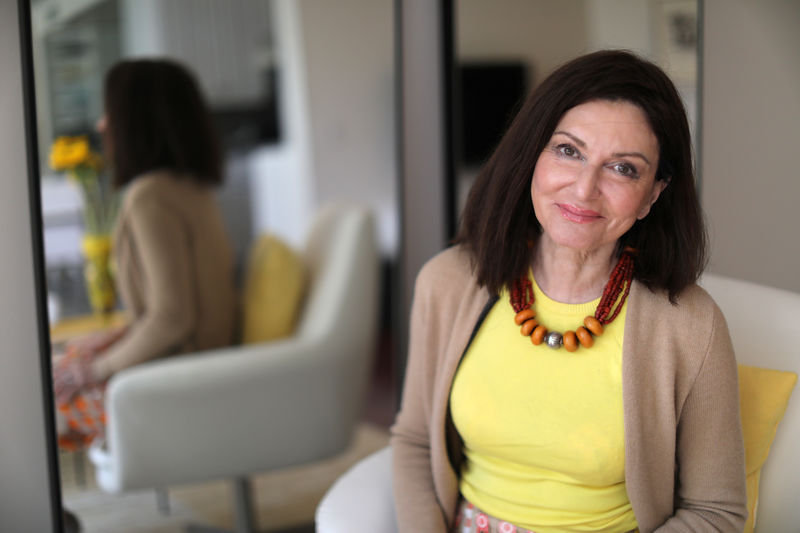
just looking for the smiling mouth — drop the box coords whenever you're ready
[557,203,603,223]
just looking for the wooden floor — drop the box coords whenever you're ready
[60,423,389,533]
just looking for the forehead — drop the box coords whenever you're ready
[555,100,657,146]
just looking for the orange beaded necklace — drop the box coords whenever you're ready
[510,247,636,351]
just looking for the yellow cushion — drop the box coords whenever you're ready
[241,234,306,344]
[738,364,797,533]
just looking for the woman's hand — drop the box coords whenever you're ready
[53,349,96,404]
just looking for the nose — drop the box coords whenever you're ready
[573,163,601,199]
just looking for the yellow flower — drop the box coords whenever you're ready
[49,136,92,170]
[49,134,118,236]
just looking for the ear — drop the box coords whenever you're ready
[637,179,668,220]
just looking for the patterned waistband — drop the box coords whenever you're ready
[451,498,638,533]
[452,499,532,533]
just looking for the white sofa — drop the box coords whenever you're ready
[316,272,800,533]
[88,205,379,531]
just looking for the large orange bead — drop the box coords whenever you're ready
[584,316,604,336]
[563,331,578,352]
[514,309,536,325]
[520,319,538,336]
[576,326,594,348]
[531,325,547,345]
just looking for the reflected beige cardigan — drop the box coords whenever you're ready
[91,171,236,381]
[391,246,747,533]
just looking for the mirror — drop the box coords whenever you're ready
[451,0,699,230]
[31,0,397,529]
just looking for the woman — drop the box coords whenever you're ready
[391,51,746,532]
[53,59,237,446]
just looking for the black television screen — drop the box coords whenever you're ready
[458,62,528,166]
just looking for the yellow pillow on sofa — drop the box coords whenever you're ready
[241,234,306,344]
[738,364,797,533]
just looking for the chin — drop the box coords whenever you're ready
[545,228,600,252]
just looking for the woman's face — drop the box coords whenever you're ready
[96,112,112,156]
[95,113,107,134]
[530,100,666,256]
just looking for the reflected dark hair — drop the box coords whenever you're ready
[455,50,706,302]
[103,58,222,187]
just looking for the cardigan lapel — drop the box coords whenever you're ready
[621,281,678,531]
[434,286,494,522]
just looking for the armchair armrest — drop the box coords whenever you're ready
[316,446,397,533]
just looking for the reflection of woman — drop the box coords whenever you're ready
[391,51,746,532]
[54,59,237,446]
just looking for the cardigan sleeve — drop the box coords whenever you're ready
[91,195,195,381]
[390,266,450,533]
[654,303,748,532]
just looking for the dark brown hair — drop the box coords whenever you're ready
[103,59,222,187]
[456,50,706,302]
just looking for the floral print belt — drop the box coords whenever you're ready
[451,498,638,533]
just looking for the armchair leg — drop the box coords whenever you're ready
[73,451,84,488]
[232,477,256,533]
[156,487,170,516]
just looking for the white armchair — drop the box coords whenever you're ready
[89,205,379,531]
[699,273,800,532]
[316,273,800,533]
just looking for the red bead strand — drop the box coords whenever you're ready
[595,248,635,324]
[510,247,635,352]
[510,277,533,313]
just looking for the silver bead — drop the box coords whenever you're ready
[545,331,563,349]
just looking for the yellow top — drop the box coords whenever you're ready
[450,276,637,532]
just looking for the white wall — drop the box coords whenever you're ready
[457,0,587,84]
[120,0,165,56]
[702,0,800,293]
[584,0,654,56]
[298,0,396,256]
[248,0,315,250]
[121,0,273,106]
[248,0,398,257]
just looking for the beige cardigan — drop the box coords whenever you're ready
[391,246,747,533]
[91,171,236,381]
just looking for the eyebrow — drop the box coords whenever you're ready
[553,130,652,165]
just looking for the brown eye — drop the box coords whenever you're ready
[557,144,581,159]
[613,162,639,178]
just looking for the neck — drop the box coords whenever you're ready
[532,237,617,304]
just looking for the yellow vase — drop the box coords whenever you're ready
[81,234,116,316]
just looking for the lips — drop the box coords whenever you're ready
[556,203,603,223]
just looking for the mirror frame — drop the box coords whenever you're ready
[0,0,62,529]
